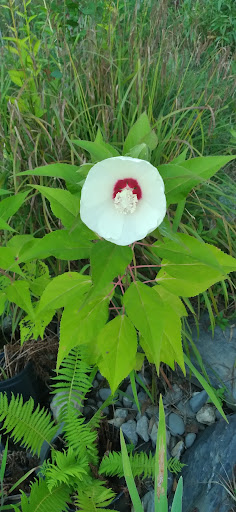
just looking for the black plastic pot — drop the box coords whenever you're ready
[0,355,41,403]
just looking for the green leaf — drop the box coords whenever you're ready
[0,217,15,231]
[123,112,158,154]
[36,272,91,315]
[97,315,137,394]
[123,282,164,370]
[171,477,183,512]
[18,228,93,263]
[6,280,34,317]
[17,163,80,184]
[154,395,168,512]
[184,354,227,421]
[58,293,109,369]
[120,430,144,512]
[125,143,150,161]
[159,155,235,204]
[7,235,34,255]
[91,241,132,295]
[171,148,188,164]
[72,139,116,162]
[32,185,80,228]
[0,247,24,275]
[8,69,25,87]
[94,128,120,157]
[0,189,12,196]
[153,286,186,373]
[155,234,236,297]
[0,191,29,222]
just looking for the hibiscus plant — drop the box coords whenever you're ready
[0,112,235,403]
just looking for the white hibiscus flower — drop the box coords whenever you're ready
[80,156,166,246]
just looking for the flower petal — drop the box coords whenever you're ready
[81,200,124,241]
[80,156,167,246]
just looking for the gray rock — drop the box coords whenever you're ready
[137,390,148,404]
[136,415,149,442]
[150,422,158,447]
[176,400,196,419]
[189,319,236,409]
[168,413,185,435]
[146,405,159,419]
[99,388,111,401]
[50,391,83,421]
[101,406,109,416]
[190,390,209,413]
[93,379,99,388]
[96,371,104,381]
[185,433,196,448]
[163,384,183,406]
[83,405,94,419]
[114,400,122,407]
[196,404,216,425]
[142,490,154,512]
[86,398,96,406]
[97,400,103,408]
[108,417,125,428]
[171,440,184,460]
[121,420,138,446]
[123,396,133,408]
[126,383,135,397]
[114,408,128,419]
[181,415,236,512]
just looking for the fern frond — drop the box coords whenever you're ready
[19,477,71,512]
[76,479,118,512]
[0,393,58,455]
[63,406,99,465]
[167,457,187,474]
[45,446,88,492]
[51,346,93,422]
[99,450,155,479]
[99,451,186,479]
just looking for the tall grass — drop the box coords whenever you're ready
[0,0,235,180]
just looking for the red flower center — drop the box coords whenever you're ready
[113,178,142,200]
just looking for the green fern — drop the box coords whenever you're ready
[51,346,93,422]
[76,478,118,512]
[99,450,155,479]
[15,477,71,512]
[0,393,57,455]
[99,451,185,479]
[167,457,187,474]
[63,406,99,465]
[44,447,88,492]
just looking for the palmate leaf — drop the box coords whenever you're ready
[0,393,57,455]
[17,227,93,263]
[57,292,109,369]
[52,346,93,422]
[97,315,137,394]
[32,185,80,229]
[123,282,164,370]
[18,478,71,512]
[158,155,235,204]
[90,240,132,295]
[154,233,236,297]
[18,163,81,184]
